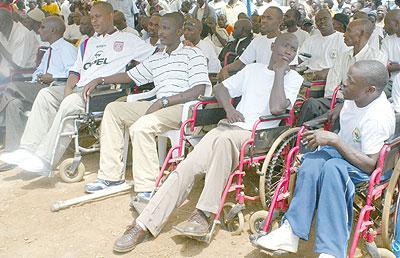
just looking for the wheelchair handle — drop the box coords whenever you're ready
[259,113,290,121]
[303,116,328,129]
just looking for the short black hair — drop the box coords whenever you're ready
[354,60,389,92]
[162,12,184,29]
[92,2,114,13]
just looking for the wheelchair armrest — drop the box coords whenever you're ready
[259,113,290,122]
[303,116,328,129]
[198,95,217,102]
[127,88,157,102]
[385,134,400,146]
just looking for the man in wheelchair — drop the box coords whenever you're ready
[111,33,303,253]
[253,60,395,258]
[0,2,155,174]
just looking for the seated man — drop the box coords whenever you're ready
[0,16,77,159]
[0,8,39,85]
[111,33,303,253]
[0,2,155,173]
[254,60,395,258]
[218,19,253,66]
[83,12,211,198]
[296,18,387,126]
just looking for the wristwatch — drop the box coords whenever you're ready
[161,96,169,108]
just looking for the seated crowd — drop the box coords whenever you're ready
[0,0,400,256]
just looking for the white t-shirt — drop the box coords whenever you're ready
[324,44,387,98]
[382,35,400,112]
[221,1,247,26]
[196,39,222,73]
[239,35,275,65]
[338,92,395,155]
[222,63,304,130]
[64,24,82,40]
[121,26,140,36]
[299,31,349,71]
[0,22,39,77]
[368,26,382,51]
[283,28,309,48]
[70,31,155,88]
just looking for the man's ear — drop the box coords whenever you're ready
[367,85,377,94]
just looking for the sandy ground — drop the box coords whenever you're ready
[0,150,371,258]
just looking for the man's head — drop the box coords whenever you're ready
[148,13,161,38]
[351,2,363,14]
[238,12,248,20]
[283,9,301,28]
[217,14,227,28]
[79,15,94,36]
[232,18,252,39]
[260,7,283,35]
[0,8,12,35]
[38,16,66,43]
[315,9,334,36]
[45,0,51,5]
[90,2,114,35]
[71,11,81,25]
[270,33,299,65]
[384,10,400,36]
[183,17,202,44]
[113,10,127,30]
[301,18,313,33]
[322,0,334,9]
[180,1,192,14]
[333,13,349,32]
[342,60,388,102]
[376,5,387,20]
[196,0,205,8]
[352,11,368,20]
[288,0,298,9]
[158,12,184,47]
[139,15,150,31]
[24,7,45,32]
[368,12,377,24]
[342,7,351,17]
[251,14,261,34]
[344,18,373,47]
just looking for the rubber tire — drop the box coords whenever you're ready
[220,202,245,235]
[249,210,268,234]
[59,158,85,183]
[378,248,396,258]
[259,127,300,209]
[382,160,400,250]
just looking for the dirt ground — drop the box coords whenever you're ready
[0,151,361,258]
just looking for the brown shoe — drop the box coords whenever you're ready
[173,209,210,237]
[113,222,149,253]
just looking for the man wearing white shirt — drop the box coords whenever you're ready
[184,18,222,73]
[221,0,247,25]
[144,13,161,46]
[108,0,139,29]
[60,0,71,24]
[145,0,171,16]
[0,9,39,84]
[382,10,400,112]
[114,10,140,36]
[64,12,82,44]
[0,16,77,162]
[282,9,309,48]
[0,2,155,174]
[297,18,388,126]
[218,6,283,80]
[298,9,349,80]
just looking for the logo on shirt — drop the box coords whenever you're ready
[114,41,124,52]
[83,50,109,70]
[352,128,361,143]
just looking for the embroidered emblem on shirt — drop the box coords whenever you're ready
[330,50,337,59]
[114,41,124,52]
[352,128,361,143]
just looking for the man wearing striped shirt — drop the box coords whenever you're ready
[83,12,211,200]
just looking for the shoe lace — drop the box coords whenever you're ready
[124,223,140,235]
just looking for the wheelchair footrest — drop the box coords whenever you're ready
[226,203,245,221]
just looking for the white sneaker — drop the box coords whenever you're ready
[18,155,50,174]
[0,149,34,165]
[255,220,299,253]
[319,254,335,258]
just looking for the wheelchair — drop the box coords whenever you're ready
[249,89,400,258]
[151,94,301,243]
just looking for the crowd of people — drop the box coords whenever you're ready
[0,0,400,256]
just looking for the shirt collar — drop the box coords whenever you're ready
[351,43,371,60]
[162,42,184,54]
[49,37,65,49]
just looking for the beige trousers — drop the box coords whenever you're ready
[137,121,251,236]
[97,101,183,192]
[20,86,85,164]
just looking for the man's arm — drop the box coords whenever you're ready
[269,62,291,115]
[213,83,244,123]
[64,72,79,97]
[218,59,245,81]
[388,62,400,73]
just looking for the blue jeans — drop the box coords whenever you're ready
[284,146,369,258]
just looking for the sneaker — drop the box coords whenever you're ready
[0,149,34,165]
[319,254,335,258]
[253,220,299,253]
[18,155,50,175]
[113,222,150,253]
[84,179,125,193]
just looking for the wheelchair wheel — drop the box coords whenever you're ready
[382,162,400,250]
[259,127,300,209]
[59,158,85,183]
[220,202,244,235]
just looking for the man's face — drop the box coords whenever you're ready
[343,22,360,46]
[183,20,200,43]
[342,66,371,101]
[333,19,345,33]
[289,0,297,8]
[38,19,52,42]
[343,7,351,16]
[218,15,227,27]
[384,14,397,36]
[260,8,282,34]
[113,12,126,30]
[72,12,81,24]
[90,5,113,34]
[148,15,160,38]
[272,36,298,64]
[158,17,180,46]
[315,11,333,34]
[377,6,386,19]
[233,22,244,39]
[79,16,94,35]
[351,2,361,13]
[283,10,297,27]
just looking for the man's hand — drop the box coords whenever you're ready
[83,78,101,102]
[182,40,195,47]
[388,61,400,72]
[272,59,290,74]
[145,100,163,114]
[218,66,230,81]
[226,108,244,123]
[302,130,339,150]
[37,73,53,84]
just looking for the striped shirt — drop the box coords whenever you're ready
[127,43,212,99]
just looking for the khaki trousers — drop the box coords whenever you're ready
[137,121,251,236]
[20,86,85,164]
[97,101,183,192]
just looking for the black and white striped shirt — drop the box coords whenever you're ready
[127,43,212,99]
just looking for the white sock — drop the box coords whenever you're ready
[136,220,148,231]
